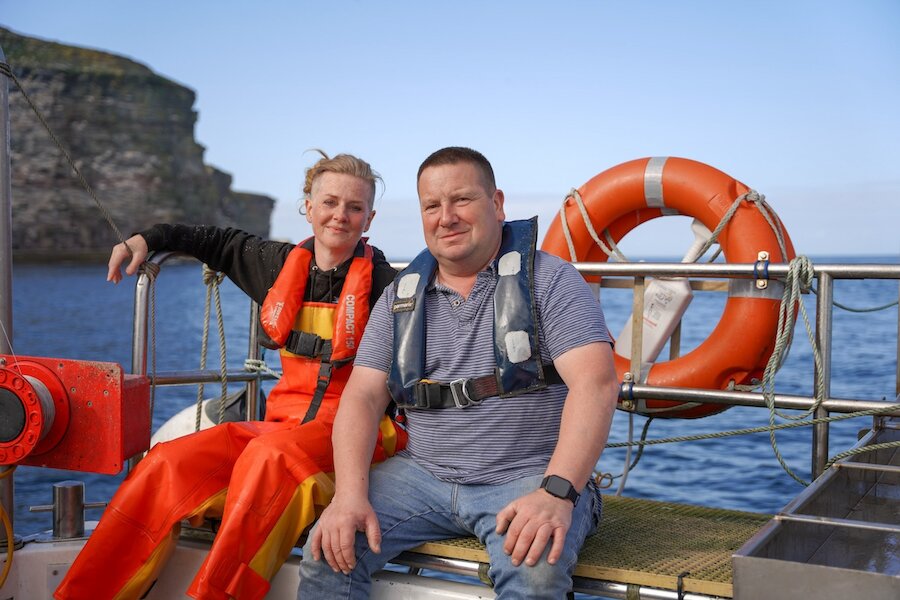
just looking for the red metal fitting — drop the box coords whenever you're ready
[0,355,150,474]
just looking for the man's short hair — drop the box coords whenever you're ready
[417,147,496,192]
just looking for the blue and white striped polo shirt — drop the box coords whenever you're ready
[356,249,612,485]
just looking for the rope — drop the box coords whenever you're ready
[810,287,900,313]
[615,412,634,496]
[603,402,900,485]
[605,402,900,449]
[560,189,628,262]
[244,358,282,380]
[0,60,131,251]
[194,266,228,431]
[758,257,824,483]
[597,416,654,491]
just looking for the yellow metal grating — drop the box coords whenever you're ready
[410,495,771,598]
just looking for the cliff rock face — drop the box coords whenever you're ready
[0,27,274,260]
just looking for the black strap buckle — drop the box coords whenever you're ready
[285,331,331,358]
[450,378,479,409]
[413,380,442,409]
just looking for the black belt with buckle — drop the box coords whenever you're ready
[410,365,562,409]
[284,330,332,358]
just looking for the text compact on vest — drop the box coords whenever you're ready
[344,294,356,349]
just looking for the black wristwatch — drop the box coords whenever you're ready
[540,475,580,506]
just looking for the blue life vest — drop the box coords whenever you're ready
[388,218,552,409]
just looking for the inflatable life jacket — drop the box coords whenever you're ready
[388,218,561,409]
[260,238,373,422]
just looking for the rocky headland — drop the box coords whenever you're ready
[0,26,274,261]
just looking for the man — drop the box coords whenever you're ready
[299,147,618,599]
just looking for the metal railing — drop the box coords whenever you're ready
[570,260,900,479]
[131,251,275,425]
[131,257,900,481]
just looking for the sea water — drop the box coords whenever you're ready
[5,255,899,535]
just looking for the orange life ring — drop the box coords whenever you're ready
[541,157,795,418]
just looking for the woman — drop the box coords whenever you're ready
[55,152,404,600]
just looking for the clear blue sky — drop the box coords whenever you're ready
[2,1,898,258]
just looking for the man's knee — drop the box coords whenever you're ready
[491,558,575,599]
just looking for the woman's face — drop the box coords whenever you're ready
[305,172,375,253]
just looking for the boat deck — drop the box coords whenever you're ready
[402,495,771,598]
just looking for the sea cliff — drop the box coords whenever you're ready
[0,27,274,260]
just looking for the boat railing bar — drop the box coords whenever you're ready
[131,250,267,423]
[390,261,900,279]
[773,513,900,534]
[835,461,900,475]
[139,370,900,416]
[571,261,900,279]
[625,384,900,417]
[148,369,277,386]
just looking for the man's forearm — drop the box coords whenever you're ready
[331,382,389,498]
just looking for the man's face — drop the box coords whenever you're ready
[417,162,505,274]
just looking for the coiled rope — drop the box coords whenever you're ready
[194,266,229,431]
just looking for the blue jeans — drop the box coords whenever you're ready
[298,456,601,599]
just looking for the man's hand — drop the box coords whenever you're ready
[495,488,574,567]
[107,234,149,283]
[310,495,382,574]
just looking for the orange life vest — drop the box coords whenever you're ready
[260,238,373,423]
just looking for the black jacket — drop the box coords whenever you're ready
[140,224,396,307]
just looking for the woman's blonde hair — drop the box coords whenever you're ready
[303,149,382,208]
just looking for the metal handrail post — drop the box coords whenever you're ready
[812,272,834,479]
[245,301,261,421]
[131,251,177,379]
[0,42,18,542]
[0,46,12,351]
[896,278,900,398]
[126,251,174,471]
[629,276,646,384]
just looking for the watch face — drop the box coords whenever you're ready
[542,475,579,505]
[545,476,571,497]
